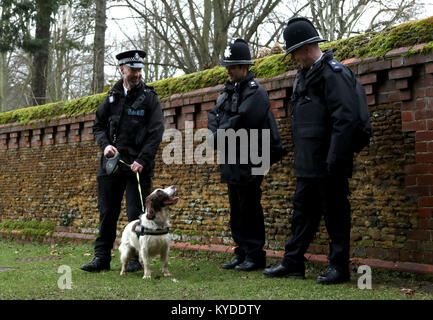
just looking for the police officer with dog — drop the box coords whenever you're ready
[263,17,369,284]
[81,50,164,273]
[208,39,283,272]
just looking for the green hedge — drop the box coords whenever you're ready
[1,16,432,126]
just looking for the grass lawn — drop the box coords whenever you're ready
[0,239,433,300]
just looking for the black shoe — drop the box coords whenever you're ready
[316,266,350,285]
[126,257,143,272]
[221,257,244,269]
[263,264,305,279]
[235,260,266,272]
[81,257,110,272]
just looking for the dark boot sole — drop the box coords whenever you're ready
[264,272,305,279]
[80,265,110,272]
[316,277,350,285]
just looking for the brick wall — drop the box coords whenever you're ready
[1,47,433,264]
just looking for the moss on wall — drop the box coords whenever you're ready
[0,16,432,126]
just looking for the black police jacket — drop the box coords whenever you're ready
[290,50,356,178]
[93,79,164,177]
[208,71,275,185]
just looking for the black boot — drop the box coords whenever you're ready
[126,256,143,272]
[81,257,110,272]
[221,257,244,269]
[235,259,266,272]
[316,266,350,285]
[263,263,305,279]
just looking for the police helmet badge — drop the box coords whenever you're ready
[224,45,232,59]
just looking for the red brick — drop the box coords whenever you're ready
[417,175,433,185]
[416,142,427,152]
[396,79,408,90]
[416,131,433,141]
[405,164,433,174]
[369,59,391,72]
[417,153,433,163]
[358,73,377,85]
[171,99,184,107]
[406,186,430,196]
[426,63,433,74]
[427,120,433,130]
[427,142,433,153]
[201,101,214,111]
[181,105,196,114]
[407,230,431,241]
[392,57,405,68]
[341,57,361,65]
[367,95,376,105]
[364,84,373,95]
[189,95,203,104]
[415,109,433,120]
[419,208,433,218]
[269,89,286,100]
[405,175,417,186]
[270,99,284,109]
[401,111,413,121]
[419,218,433,229]
[389,67,413,80]
[402,120,426,132]
[385,46,411,58]
[419,196,433,206]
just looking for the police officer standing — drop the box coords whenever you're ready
[208,39,282,271]
[81,50,164,272]
[263,18,360,284]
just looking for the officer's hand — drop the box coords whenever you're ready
[104,145,118,158]
[131,161,143,174]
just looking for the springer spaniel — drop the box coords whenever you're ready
[119,185,179,279]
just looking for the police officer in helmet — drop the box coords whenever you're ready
[208,39,282,271]
[263,17,361,284]
[81,50,164,272]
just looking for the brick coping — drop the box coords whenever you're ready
[1,229,433,275]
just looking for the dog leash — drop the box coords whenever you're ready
[119,159,145,213]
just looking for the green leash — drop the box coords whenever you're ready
[119,159,145,213]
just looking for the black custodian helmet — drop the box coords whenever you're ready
[220,38,254,67]
[116,50,146,68]
[283,17,326,55]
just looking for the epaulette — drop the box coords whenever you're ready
[248,80,259,89]
[108,90,116,103]
[327,59,343,72]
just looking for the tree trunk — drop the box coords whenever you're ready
[31,0,54,106]
[92,0,106,94]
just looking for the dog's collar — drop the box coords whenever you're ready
[133,222,169,237]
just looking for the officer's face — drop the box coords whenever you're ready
[226,65,248,83]
[291,45,313,69]
[121,65,142,88]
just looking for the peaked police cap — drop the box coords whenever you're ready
[220,38,254,67]
[283,17,326,55]
[116,50,146,68]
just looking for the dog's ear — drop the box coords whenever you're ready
[145,190,165,220]
[145,194,156,220]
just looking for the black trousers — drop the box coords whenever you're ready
[282,176,351,269]
[227,180,266,263]
[94,170,151,260]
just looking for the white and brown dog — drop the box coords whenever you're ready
[119,185,178,279]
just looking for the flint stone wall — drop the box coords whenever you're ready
[1,47,433,264]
